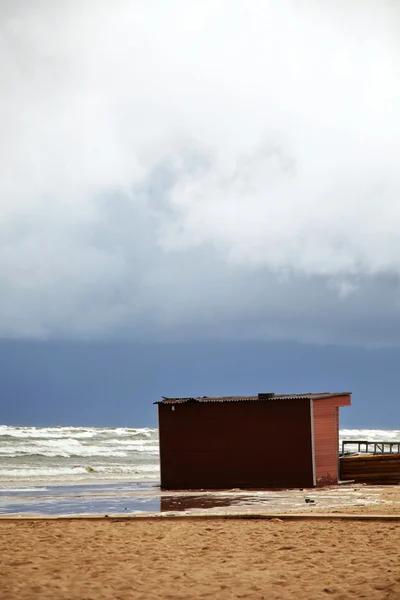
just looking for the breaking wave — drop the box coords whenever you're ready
[339,429,400,441]
[0,426,159,484]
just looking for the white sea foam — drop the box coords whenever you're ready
[0,425,98,439]
[340,429,400,441]
[0,487,48,493]
[0,425,160,484]
[0,466,92,477]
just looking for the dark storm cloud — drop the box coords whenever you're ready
[1,0,400,345]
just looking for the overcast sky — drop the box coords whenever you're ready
[1,0,400,348]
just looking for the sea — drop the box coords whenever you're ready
[0,426,398,516]
[0,425,160,487]
[1,425,399,488]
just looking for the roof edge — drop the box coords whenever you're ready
[154,392,351,405]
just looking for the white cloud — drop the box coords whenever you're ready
[1,0,400,345]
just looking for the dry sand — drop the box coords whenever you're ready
[1,517,400,600]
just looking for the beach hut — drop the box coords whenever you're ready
[156,392,351,490]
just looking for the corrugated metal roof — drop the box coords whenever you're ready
[155,392,351,405]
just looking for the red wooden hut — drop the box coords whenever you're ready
[156,392,351,490]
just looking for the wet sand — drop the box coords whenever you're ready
[2,482,400,516]
[1,517,400,599]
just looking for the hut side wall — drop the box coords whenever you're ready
[158,400,313,490]
[313,395,350,486]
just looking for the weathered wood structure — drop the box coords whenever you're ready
[340,453,400,485]
[156,392,351,490]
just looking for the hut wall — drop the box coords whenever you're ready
[158,399,314,490]
[313,396,349,485]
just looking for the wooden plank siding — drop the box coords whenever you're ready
[340,454,400,484]
[159,400,314,490]
[313,395,351,486]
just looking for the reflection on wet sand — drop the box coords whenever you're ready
[0,482,395,516]
[160,494,259,512]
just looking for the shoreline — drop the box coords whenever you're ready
[1,481,399,518]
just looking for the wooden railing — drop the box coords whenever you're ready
[341,440,400,455]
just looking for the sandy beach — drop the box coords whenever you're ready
[1,482,400,599]
[1,514,400,600]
